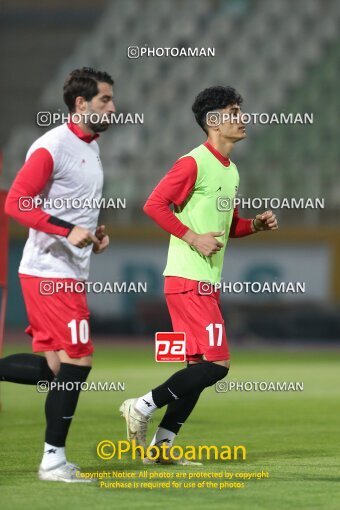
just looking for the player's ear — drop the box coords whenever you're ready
[75,96,87,112]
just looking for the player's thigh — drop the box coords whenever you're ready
[166,291,230,362]
[44,351,61,374]
[55,284,94,359]
[21,276,94,359]
[192,293,230,362]
[165,292,203,362]
[57,350,92,367]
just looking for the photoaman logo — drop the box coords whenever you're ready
[96,439,246,462]
[155,332,186,362]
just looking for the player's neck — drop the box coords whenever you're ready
[77,122,95,136]
[206,137,234,158]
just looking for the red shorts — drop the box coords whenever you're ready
[165,278,230,362]
[19,274,94,358]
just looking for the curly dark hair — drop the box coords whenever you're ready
[192,86,243,133]
[63,67,114,112]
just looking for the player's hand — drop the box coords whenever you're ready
[67,226,99,249]
[93,224,110,254]
[252,210,278,231]
[183,229,225,257]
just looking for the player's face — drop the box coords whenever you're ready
[86,82,116,132]
[218,104,246,142]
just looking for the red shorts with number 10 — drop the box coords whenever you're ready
[19,274,94,358]
[164,276,230,362]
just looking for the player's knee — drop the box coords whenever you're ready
[44,352,60,376]
[70,358,92,368]
[201,361,229,386]
[57,351,92,367]
[47,359,60,376]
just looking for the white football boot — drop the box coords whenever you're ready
[119,398,151,449]
[38,461,94,483]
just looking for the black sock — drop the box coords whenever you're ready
[159,390,202,434]
[45,363,91,447]
[152,361,228,408]
[159,364,204,434]
[0,353,55,385]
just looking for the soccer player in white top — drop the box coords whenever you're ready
[1,67,115,482]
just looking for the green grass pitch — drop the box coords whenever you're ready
[0,343,339,510]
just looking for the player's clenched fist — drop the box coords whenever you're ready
[253,210,278,231]
[183,229,225,257]
[67,226,99,249]
[92,225,110,254]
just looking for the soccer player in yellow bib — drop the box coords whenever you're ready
[120,86,278,464]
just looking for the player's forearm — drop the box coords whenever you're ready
[143,200,189,239]
[143,155,197,238]
[228,206,256,238]
[229,217,255,237]
[181,229,198,245]
[5,192,74,236]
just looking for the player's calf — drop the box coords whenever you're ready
[121,360,229,430]
[0,353,56,385]
[40,361,91,476]
[147,360,229,410]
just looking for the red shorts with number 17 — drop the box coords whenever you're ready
[165,276,230,362]
[19,274,94,358]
